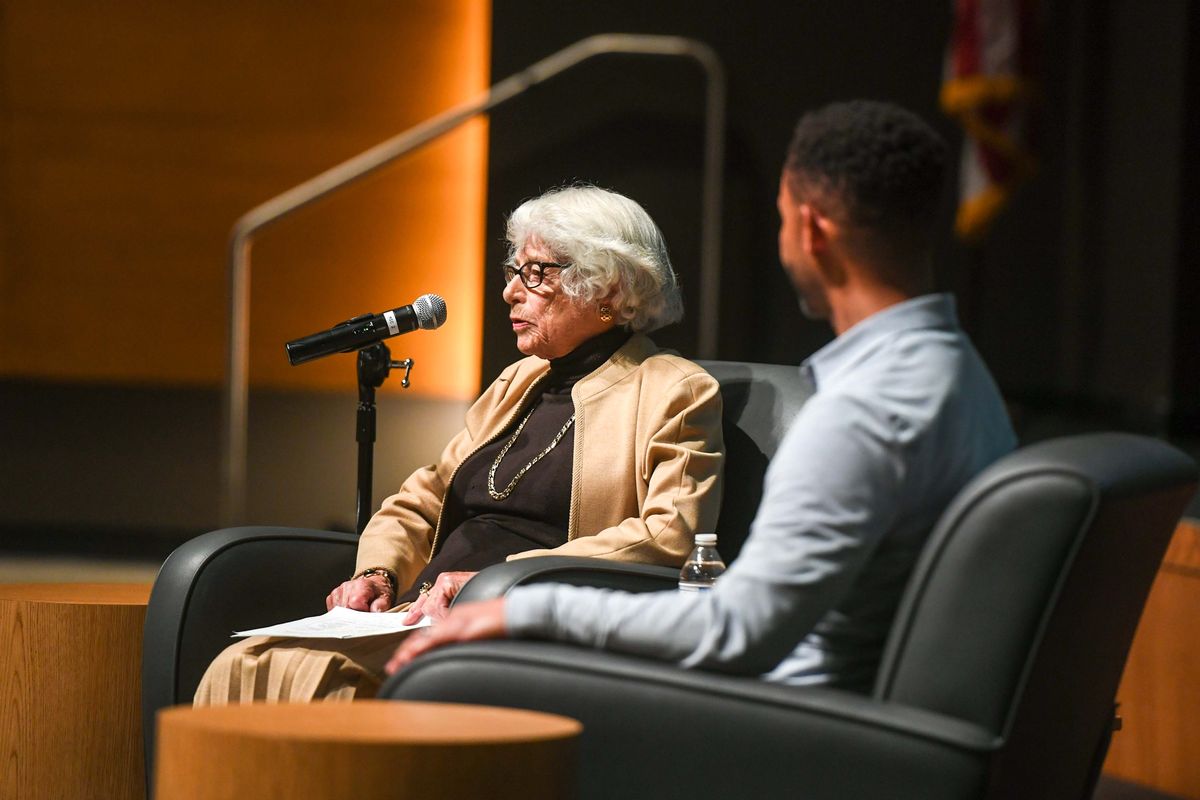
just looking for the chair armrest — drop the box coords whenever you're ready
[141,526,357,785]
[382,640,996,800]
[453,556,679,605]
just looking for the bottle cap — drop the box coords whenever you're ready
[695,533,717,546]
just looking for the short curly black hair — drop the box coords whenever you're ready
[785,100,948,259]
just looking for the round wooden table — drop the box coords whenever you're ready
[154,700,581,799]
[0,582,151,800]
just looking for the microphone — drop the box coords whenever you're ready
[285,293,447,366]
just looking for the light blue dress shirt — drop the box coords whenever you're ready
[506,294,1016,687]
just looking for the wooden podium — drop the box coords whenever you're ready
[154,700,581,799]
[0,582,151,800]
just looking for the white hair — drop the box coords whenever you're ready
[505,185,684,333]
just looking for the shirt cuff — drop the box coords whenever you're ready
[504,584,560,638]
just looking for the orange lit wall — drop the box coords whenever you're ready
[0,1,489,400]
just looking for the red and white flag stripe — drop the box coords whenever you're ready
[941,0,1038,242]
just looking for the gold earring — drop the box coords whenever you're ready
[599,306,613,323]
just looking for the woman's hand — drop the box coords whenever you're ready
[387,598,508,674]
[400,571,478,624]
[326,575,394,612]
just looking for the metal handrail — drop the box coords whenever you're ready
[220,33,726,525]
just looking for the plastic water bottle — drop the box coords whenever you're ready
[678,533,726,593]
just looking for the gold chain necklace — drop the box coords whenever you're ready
[487,404,575,500]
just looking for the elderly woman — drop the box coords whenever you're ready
[194,185,724,704]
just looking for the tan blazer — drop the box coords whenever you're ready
[355,334,725,591]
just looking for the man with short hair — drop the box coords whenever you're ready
[387,100,1016,689]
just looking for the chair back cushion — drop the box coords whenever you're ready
[874,433,1196,795]
[696,360,811,561]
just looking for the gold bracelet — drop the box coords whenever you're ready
[356,567,397,596]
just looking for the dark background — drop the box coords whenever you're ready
[480,0,1198,445]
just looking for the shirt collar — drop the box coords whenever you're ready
[801,293,959,391]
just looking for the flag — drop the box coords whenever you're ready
[941,0,1039,242]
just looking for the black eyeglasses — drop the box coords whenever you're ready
[502,261,570,289]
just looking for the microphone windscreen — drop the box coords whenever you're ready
[413,294,448,330]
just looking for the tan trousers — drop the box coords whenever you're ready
[193,629,414,706]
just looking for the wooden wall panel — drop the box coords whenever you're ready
[0,1,490,399]
[1104,520,1200,799]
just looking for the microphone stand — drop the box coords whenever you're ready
[355,343,414,535]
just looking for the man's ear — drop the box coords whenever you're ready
[803,202,848,288]
[801,203,836,256]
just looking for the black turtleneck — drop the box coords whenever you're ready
[396,328,631,603]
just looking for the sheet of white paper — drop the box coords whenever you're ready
[232,606,432,639]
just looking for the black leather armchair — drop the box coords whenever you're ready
[380,433,1198,800]
[140,361,810,778]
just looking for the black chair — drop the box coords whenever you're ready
[380,433,1198,800]
[140,360,810,780]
